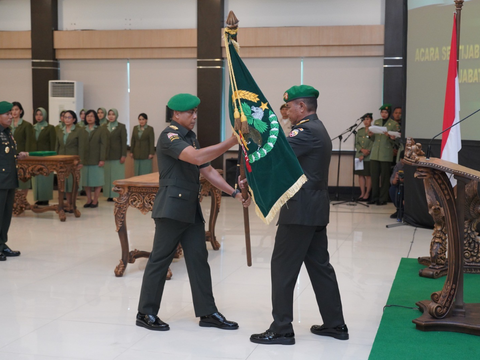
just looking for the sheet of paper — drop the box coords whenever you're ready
[369,125,388,134]
[355,158,364,171]
[388,131,401,138]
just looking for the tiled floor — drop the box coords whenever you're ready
[0,194,433,360]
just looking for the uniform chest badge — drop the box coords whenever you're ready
[5,146,10,153]
[167,132,179,142]
[169,125,179,130]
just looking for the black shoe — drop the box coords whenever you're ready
[250,330,295,345]
[199,312,238,330]
[367,199,377,205]
[135,313,169,331]
[390,211,398,219]
[376,201,387,206]
[35,200,49,206]
[0,252,6,261]
[90,202,98,208]
[2,245,20,257]
[107,198,114,202]
[311,324,349,340]
[83,202,92,208]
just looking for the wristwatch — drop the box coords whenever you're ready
[231,189,241,198]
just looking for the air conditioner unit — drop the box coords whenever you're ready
[48,80,84,124]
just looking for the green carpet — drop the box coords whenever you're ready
[369,258,480,360]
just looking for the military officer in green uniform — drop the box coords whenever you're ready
[354,113,374,201]
[136,93,251,331]
[250,85,348,345]
[368,104,400,205]
[0,101,28,261]
[11,101,35,195]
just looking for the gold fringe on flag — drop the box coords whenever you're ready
[252,174,308,225]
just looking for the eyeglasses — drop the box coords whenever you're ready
[64,116,74,119]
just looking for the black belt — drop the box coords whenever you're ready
[159,178,200,192]
[303,181,327,190]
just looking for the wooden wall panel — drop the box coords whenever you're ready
[0,31,31,59]
[1,25,384,60]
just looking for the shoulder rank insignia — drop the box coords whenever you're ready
[167,132,180,142]
[169,125,179,130]
[297,119,310,126]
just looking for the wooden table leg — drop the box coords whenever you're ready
[72,166,81,218]
[13,190,30,216]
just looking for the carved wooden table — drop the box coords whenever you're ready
[112,172,222,277]
[404,138,480,335]
[15,155,81,222]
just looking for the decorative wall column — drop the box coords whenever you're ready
[30,0,59,119]
[197,0,225,169]
[383,0,407,135]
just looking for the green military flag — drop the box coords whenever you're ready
[224,20,307,224]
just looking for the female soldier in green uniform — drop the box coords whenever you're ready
[103,108,127,201]
[10,101,35,196]
[82,109,108,208]
[55,110,87,212]
[97,107,107,126]
[32,107,56,206]
[354,113,374,201]
[130,112,155,176]
[368,104,400,205]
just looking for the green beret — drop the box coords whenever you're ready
[167,93,200,111]
[379,104,392,111]
[0,101,13,115]
[283,85,319,103]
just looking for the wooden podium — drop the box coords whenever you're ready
[404,139,480,335]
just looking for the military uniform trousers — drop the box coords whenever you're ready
[138,214,218,317]
[269,224,345,334]
[0,189,15,252]
[370,160,392,203]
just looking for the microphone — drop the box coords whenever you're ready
[426,107,480,160]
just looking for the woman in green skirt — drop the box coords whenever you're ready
[32,107,56,206]
[97,107,108,126]
[11,101,35,196]
[103,108,127,201]
[83,110,108,208]
[55,110,87,212]
[130,113,155,176]
[354,113,374,201]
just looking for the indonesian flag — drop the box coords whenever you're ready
[441,13,461,184]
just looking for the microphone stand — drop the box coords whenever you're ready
[331,120,361,201]
[333,120,368,207]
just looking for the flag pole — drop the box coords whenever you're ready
[453,0,465,316]
[455,0,464,69]
[226,11,252,266]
